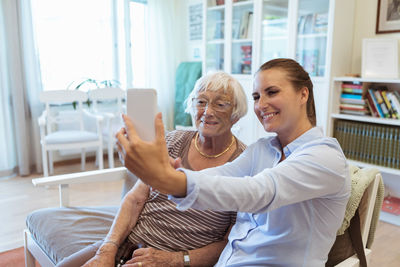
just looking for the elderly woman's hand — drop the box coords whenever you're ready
[122,247,182,267]
[116,113,187,196]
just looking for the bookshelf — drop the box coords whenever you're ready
[328,77,400,225]
[328,77,400,174]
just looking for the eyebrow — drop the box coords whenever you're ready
[252,86,277,95]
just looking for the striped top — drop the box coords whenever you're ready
[128,130,246,251]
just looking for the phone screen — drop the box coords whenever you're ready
[126,89,158,141]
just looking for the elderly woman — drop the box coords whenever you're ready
[57,71,247,267]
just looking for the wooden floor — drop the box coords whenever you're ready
[0,158,399,266]
[0,158,123,253]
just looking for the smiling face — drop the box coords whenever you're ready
[194,89,236,138]
[252,68,311,145]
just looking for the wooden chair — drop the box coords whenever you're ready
[88,87,126,168]
[38,90,104,176]
[332,167,383,267]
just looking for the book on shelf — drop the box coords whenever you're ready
[339,82,367,115]
[387,92,400,119]
[333,119,400,168]
[339,81,400,119]
[342,87,363,94]
[339,103,368,111]
[301,50,319,76]
[367,89,385,117]
[240,45,252,74]
[247,12,253,39]
[374,90,390,118]
[214,20,224,39]
[381,91,397,119]
[340,95,365,105]
[239,11,253,39]
[365,95,379,117]
[340,110,369,116]
[313,13,328,33]
[341,93,363,100]
[298,14,314,34]
[341,83,363,89]
[298,12,328,34]
[382,196,400,215]
[232,19,241,39]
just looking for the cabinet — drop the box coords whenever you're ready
[328,77,400,225]
[203,0,330,77]
[202,0,356,145]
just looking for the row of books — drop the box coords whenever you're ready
[339,82,369,116]
[240,45,252,74]
[339,82,400,119]
[298,13,328,34]
[333,119,400,169]
[365,88,400,119]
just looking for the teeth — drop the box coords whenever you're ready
[262,112,277,119]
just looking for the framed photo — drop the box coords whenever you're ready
[362,38,398,78]
[376,0,400,33]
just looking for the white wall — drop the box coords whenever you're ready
[351,0,400,74]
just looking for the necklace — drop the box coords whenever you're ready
[194,132,236,158]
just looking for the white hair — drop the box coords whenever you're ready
[185,71,248,121]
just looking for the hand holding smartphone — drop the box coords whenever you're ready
[126,89,158,142]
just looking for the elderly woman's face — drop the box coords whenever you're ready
[193,88,235,137]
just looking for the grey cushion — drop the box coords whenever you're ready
[26,206,118,264]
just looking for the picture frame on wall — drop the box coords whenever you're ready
[362,38,398,79]
[376,0,400,33]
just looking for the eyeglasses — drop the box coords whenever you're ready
[192,97,232,112]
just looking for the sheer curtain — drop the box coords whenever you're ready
[0,1,17,177]
[0,0,43,176]
[145,0,184,130]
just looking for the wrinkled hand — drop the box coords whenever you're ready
[82,251,115,267]
[116,113,187,196]
[122,247,181,267]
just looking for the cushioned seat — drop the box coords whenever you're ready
[44,131,101,144]
[26,206,118,264]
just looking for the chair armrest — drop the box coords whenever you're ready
[83,109,104,122]
[83,109,104,136]
[33,167,128,207]
[334,248,371,267]
[32,167,127,187]
[38,110,47,127]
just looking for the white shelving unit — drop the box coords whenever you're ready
[328,76,400,226]
[201,0,356,145]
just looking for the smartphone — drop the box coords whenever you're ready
[126,88,158,141]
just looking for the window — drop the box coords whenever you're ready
[30,0,147,91]
[129,1,147,87]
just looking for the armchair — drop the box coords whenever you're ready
[38,90,104,176]
[329,166,384,267]
[24,167,136,267]
[88,87,126,168]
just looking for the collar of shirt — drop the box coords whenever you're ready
[268,127,323,159]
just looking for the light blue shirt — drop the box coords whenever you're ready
[170,127,350,267]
